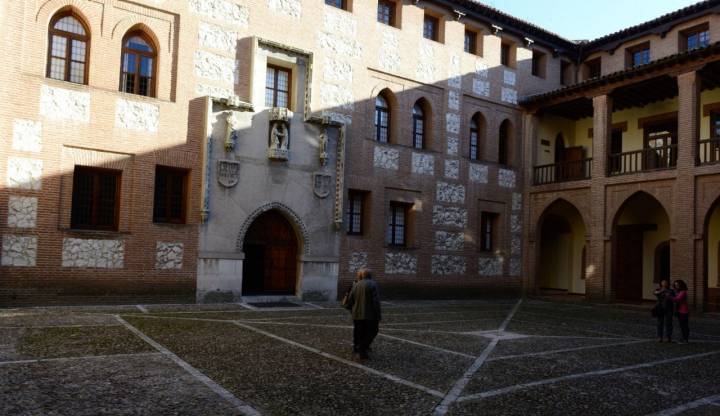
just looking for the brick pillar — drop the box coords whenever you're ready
[589,95,612,301]
[675,71,700,308]
[522,112,539,295]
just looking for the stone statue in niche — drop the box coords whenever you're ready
[267,107,290,160]
[318,129,328,166]
[224,111,240,152]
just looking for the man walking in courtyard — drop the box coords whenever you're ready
[344,268,382,359]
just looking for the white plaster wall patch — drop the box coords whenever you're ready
[348,252,368,273]
[448,54,462,89]
[448,90,460,111]
[317,32,362,59]
[267,0,301,18]
[115,99,159,133]
[473,79,490,97]
[431,255,466,275]
[501,87,518,104]
[12,119,42,152]
[320,83,354,110]
[446,136,459,156]
[39,85,90,123]
[194,50,238,84]
[432,205,468,228]
[503,70,517,86]
[373,146,399,170]
[469,163,489,184]
[7,196,37,228]
[378,30,400,72]
[156,242,183,270]
[385,252,417,275]
[6,157,42,190]
[189,0,249,26]
[411,152,434,175]
[324,8,356,36]
[323,57,353,83]
[446,113,460,134]
[62,238,124,268]
[416,41,438,82]
[435,231,464,251]
[512,193,523,212]
[196,84,235,100]
[437,182,465,204]
[498,168,516,188]
[444,159,459,179]
[479,256,504,276]
[1,235,37,267]
[475,60,489,78]
[198,22,237,54]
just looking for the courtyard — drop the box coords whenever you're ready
[1,298,720,415]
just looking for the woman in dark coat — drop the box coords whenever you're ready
[653,279,674,342]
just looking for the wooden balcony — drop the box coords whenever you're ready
[698,138,720,165]
[607,144,677,176]
[533,158,592,185]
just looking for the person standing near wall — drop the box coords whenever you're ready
[653,279,674,342]
[343,268,382,359]
[669,280,690,344]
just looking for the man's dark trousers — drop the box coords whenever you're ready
[353,319,379,354]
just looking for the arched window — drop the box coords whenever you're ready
[47,12,90,84]
[120,31,157,97]
[412,102,425,149]
[470,114,485,160]
[499,119,512,166]
[375,94,390,143]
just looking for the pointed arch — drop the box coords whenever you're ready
[374,88,396,144]
[236,202,310,255]
[469,112,487,161]
[46,8,91,84]
[120,27,158,97]
[412,97,432,149]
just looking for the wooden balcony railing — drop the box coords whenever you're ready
[533,158,592,185]
[698,138,720,165]
[607,144,677,176]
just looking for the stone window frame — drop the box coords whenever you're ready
[479,211,498,252]
[375,91,392,143]
[255,39,313,115]
[46,10,91,85]
[412,99,430,150]
[153,165,189,225]
[531,49,547,79]
[265,63,292,108]
[70,166,122,231]
[583,57,602,81]
[119,29,158,98]
[469,112,485,161]
[679,22,710,53]
[377,0,400,28]
[387,201,411,247]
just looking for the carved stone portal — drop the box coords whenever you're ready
[268,107,290,160]
[217,159,240,188]
[313,172,332,199]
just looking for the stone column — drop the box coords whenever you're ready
[521,112,539,295]
[675,71,700,307]
[589,95,612,301]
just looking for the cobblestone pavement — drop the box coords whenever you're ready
[1,299,720,415]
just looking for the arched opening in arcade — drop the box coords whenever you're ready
[705,198,720,311]
[242,210,299,295]
[537,199,588,294]
[612,192,670,301]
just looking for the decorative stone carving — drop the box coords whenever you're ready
[198,22,237,54]
[318,129,329,166]
[156,242,183,270]
[313,172,332,198]
[416,41,438,82]
[197,84,234,100]
[321,111,352,125]
[12,119,42,153]
[39,85,90,123]
[189,0,249,26]
[473,79,490,97]
[512,193,523,212]
[446,137,459,156]
[1,235,37,267]
[324,9,357,37]
[503,70,517,86]
[321,83,354,110]
[317,32,362,59]
[323,57,353,83]
[217,160,240,188]
[267,0,301,18]
[501,87,518,104]
[446,113,460,134]
[115,99,159,133]
[194,50,238,84]
[479,256,504,276]
[348,252,368,273]
[509,258,521,277]
[385,252,417,275]
[444,159,459,179]
[62,238,124,269]
[373,146,399,170]
[224,111,240,152]
[498,169,517,188]
[268,108,290,160]
[437,182,465,204]
[432,206,467,228]
[411,153,434,175]
[8,196,37,228]
[469,163,489,184]
[379,31,400,72]
[6,157,42,190]
[431,255,466,275]
[435,231,464,251]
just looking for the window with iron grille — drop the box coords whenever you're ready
[464,30,477,55]
[377,0,395,26]
[470,116,479,160]
[347,191,365,235]
[153,166,188,224]
[325,0,346,9]
[71,167,121,230]
[120,31,157,97]
[265,65,291,108]
[375,94,390,143]
[412,102,425,149]
[47,12,89,84]
[480,212,498,252]
[423,14,439,41]
[388,202,409,246]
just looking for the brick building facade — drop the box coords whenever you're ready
[1,0,719,308]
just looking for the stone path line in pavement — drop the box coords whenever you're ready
[649,393,720,416]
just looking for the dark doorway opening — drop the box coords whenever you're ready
[242,210,298,295]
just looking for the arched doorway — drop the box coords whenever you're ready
[705,199,720,311]
[537,199,588,294]
[242,210,298,295]
[612,192,670,301]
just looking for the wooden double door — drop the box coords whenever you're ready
[242,210,298,295]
